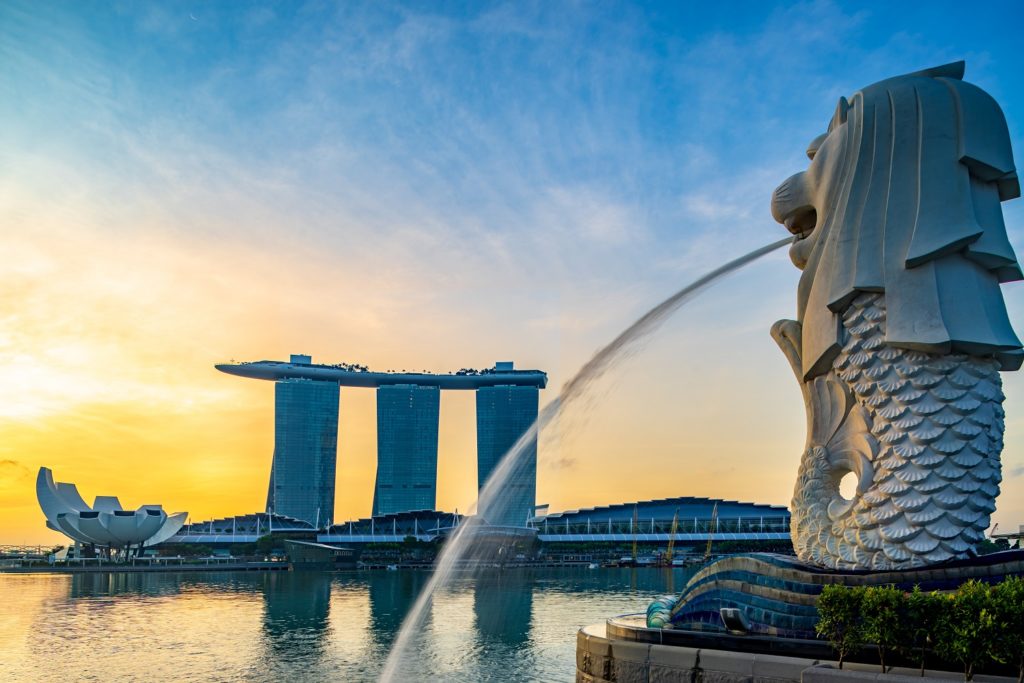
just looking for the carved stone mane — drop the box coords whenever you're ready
[774,61,1022,381]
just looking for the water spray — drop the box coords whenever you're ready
[380,235,793,682]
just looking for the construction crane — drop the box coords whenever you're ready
[704,502,719,562]
[664,508,680,566]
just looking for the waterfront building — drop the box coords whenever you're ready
[168,496,792,562]
[36,467,187,550]
[218,357,547,521]
[170,512,315,543]
[321,509,461,543]
[373,384,441,515]
[532,496,789,544]
[267,366,339,526]
[476,382,539,527]
[310,497,790,546]
[284,540,358,570]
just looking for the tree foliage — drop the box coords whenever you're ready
[904,586,947,676]
[862,585,904,673]
[991,576,1024,683]
[975,538,1011,556]
[816,578,1023,680]
[935,580,1000,681]
[256,534,287,554]
[816,584,865,669]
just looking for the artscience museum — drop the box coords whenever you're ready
[36,467,187,555]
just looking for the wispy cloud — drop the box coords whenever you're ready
[543,456,578,472]
[4,0,1024,541]
[0,460,31,497]
[0,459,29,477]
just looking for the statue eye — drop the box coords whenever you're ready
[806,132,828,160]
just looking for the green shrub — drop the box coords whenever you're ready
[862,585,905,672]
[815,577,1022,680]
[816,584,866,669]
[934,580,999,681]
[182,544,212,557]
[904,586,948,676]
[975,538,1011,555]
[991,576,1024,683]
[255,533,290,554]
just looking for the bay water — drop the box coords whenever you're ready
[0,567,693,682]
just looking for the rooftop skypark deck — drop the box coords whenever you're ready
[215,357,548,389]
[217,355,546,527]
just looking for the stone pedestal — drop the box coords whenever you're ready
[651,550,1024,638]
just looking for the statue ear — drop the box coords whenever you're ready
[837,96,849,122]
[806,133,828,160]
[827,97,849,134]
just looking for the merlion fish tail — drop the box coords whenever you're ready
[773,292,1003,570]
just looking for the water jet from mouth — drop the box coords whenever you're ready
[379,234,793,682]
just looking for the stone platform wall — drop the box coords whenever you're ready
[662,551,1024,638]
[577,622,1016,683]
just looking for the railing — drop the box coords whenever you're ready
[319,516,791,539]
[0,545,60,558]
[529,516,791,536]
[234,361,542,377]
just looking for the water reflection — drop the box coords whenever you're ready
[473,570,532,647]
[261,572,331,662]
[366,570,429,650]
[69,571,186,598]
[0,567,694,682]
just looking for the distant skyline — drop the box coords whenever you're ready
[3,1,1024,543]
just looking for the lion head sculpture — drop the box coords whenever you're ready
[771,61,1023,380]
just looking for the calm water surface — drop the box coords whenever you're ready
[0,567,693,682]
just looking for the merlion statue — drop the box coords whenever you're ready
[770,61,1022,570]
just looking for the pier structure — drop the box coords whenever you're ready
[217,356,546,527]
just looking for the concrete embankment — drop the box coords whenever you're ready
[0,561,290,574]
[577,618,1017,683]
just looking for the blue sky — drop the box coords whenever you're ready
[3,1,1024,540]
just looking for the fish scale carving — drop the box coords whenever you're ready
[785,293,1004,570]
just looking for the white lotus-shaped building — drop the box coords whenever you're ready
[36,467,187,549]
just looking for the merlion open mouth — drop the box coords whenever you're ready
[784,206,817,238]
[771,172,817,237]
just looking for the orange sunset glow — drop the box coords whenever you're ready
[4,2,1024,547]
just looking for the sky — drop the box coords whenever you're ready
[3,0,1024,545]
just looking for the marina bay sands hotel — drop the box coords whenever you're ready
[216,355,547,528]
